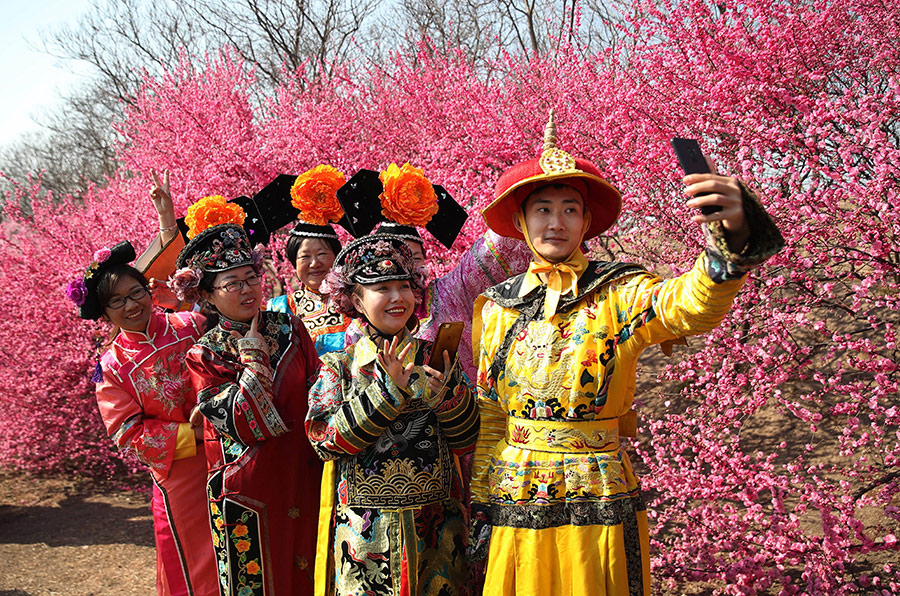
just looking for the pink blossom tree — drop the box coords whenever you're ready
[2,0,898,592]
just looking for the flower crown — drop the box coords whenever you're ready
[379,163,439,227]
[185,195,247,239]
[290,165,346,226]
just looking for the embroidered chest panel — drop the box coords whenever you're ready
[112,323,200,416]
[129,349,193,414]
[290,290,349,338]
[343,404,451,508]
[198,312,294,370]
[500,296,621,420]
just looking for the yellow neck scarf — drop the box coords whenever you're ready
[517,211,591,319]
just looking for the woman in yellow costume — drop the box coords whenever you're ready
[468,112,784,595]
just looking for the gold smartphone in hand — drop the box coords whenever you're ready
[428,322,464,369]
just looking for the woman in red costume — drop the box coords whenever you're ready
[69,238,218,596]
[171,198,321,596]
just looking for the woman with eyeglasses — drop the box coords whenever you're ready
[170,214,321,596]
[68,240,218,596]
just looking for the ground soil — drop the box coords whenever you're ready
[0,470,155,596]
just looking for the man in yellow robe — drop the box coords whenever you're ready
[469,113,784,595]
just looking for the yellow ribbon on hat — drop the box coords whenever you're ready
[517,211,591,319]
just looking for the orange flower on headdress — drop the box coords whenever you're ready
[184,195,246,239]
[379,162,438,227]
[290,165,346,226]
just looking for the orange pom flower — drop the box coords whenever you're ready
[290,165,345,225]
[379,163,438,227]
[185,195,246,239]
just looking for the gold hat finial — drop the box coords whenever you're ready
[543,109,557,152]
[538,109,576,174]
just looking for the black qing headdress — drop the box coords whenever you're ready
[166,175,301,246]
[336,165,468,249]
[176,224,255,273]
[289,220,341,241]
[333,235,418,285]
[66,241,137,320]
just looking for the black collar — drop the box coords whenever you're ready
[217,313,254,334]
[483,261,646,315]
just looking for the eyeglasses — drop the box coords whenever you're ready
[213,274,263,293]
[106,287,149,309]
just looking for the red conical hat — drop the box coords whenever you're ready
[483,111,622,240]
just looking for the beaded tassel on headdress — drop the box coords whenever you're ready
[91,334,104,382]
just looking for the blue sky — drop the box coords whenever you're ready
[0,0,93,145]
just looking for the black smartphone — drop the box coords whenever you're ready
[428,322,464,369]
[671,137,721,215]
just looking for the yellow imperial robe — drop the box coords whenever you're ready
[470,196,784,596]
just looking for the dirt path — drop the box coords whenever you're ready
[0,471,155,596]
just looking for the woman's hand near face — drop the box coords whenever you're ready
[376,336,414,391]
[422,350,452,395]
[147,277,182,311]
[229,313,264,343]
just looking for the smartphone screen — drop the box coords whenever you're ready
[671,137,721,214]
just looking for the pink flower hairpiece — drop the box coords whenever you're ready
[92,248,112,263]
[167,267,203,303]
[81,246,113,281]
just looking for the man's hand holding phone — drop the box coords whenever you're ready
[672,138,749,249]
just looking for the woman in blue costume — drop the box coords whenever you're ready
[266,165,350,355]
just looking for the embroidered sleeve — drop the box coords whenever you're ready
[429,231,531,316]
[343,319,364,349]
[470,299,509,507]
[467,301,508,561]
[609,253,746,357]
[704,181,785,280]
[136,230,191,311]
[306,356,407,460]
[418,232,530,381]
[186,340,287,446]
[296,315,322,387]
[430,357,479,454]
[95,366,179,479]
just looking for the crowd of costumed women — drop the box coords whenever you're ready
[65,113,783,596]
